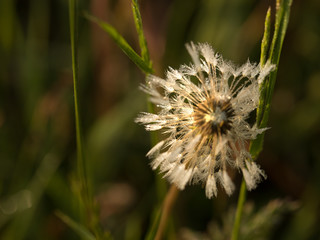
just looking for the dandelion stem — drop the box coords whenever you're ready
[231,180,246,240]
[154,185,179,240]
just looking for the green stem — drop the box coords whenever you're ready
[69,0,89,213]
[69,1,101,238]
[231,180,247,240]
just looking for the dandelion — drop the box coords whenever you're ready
[136,43,274,198]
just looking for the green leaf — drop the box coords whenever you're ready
[250,0,292,159]
[131,0,151,66]
[56,211,96,240]
[256,7,272,128]
[261,0,293,129]
[265,0,293,108]
[260,7,271,68]
[84,13,153,74]
[249,132,265,160]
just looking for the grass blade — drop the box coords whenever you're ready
[56,211,96,240]
[260,7,272,67]
[69,2,107,239]
[84,13,153,74]
[250,0,293,159]
[265,0,293,109]
[256,7,272,128]
[69,0,90,221]
[131,0,151,66]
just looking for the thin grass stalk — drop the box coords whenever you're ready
[69,0,89,217]
[69,1,103,238]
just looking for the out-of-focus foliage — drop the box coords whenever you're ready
[178,199,298,240]
[0,0,319,239]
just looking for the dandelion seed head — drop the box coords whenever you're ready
[136,42,274,198]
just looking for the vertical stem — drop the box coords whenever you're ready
[231,180,246,240]
[154,185,179,240]
[69,0,92,231]
[69,0,87,195]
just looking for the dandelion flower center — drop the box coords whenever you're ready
[193,97,235,136]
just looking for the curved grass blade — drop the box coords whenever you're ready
[56,211,96,240]
[84,13,153,74]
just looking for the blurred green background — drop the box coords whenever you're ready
[0,0,319,239]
